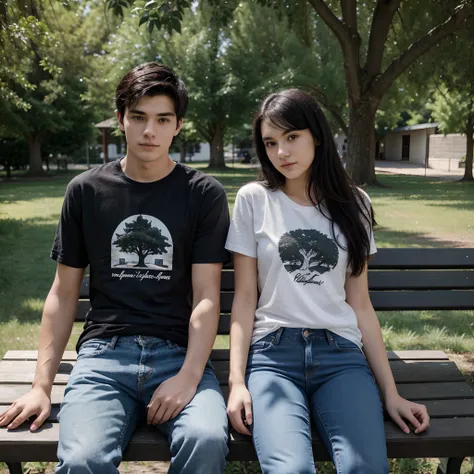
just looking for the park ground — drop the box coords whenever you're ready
[0,164,473,473]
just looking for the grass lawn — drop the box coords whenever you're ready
[0,164,473,473]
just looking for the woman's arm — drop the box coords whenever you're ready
[345,264,430,434]
[227,253,258,435]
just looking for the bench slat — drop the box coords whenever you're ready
[1,418,474,462]
[2,349,450,362]
[3,398,474,424]
[0,360,466,385]
[368,270,474,290]
[78,250,474,299]
[1,381,473,407]
[0,385,67,405]
[369,249,474,270]
[369,290,474,311]
[80,270,474,297]
[76,290,474,326]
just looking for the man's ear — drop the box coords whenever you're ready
[174,118,183,136]
[116,111,125,132]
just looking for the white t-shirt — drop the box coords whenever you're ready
[225,182,376,347]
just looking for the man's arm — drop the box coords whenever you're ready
[0,263,84,431]
[146,262,222,425]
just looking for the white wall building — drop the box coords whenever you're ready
[384,123,439,165]
[384,123,467,171]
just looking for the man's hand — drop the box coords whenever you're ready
[147,372,198,425]
[0,387,51,431]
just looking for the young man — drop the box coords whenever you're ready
[0,63,230,473]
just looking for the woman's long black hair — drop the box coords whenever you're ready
[253,89,376,276]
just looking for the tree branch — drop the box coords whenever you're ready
[365,0,402,80]
[307,85,348,134]
[308,0,361,102]
[340,0,357,32]
[307,0,347,43]
[373,2,474,98]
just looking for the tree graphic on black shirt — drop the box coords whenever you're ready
[113,215,171,268]
[278,229,338,282]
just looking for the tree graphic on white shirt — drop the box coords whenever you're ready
[278,229,338,283]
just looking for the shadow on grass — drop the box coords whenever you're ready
[380,310,474,337]
[375,227,470,248]
[371,175,474,211]
[0,171,84,204]
[0,217,58,324]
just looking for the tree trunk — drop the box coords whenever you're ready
[346,100,378,185]
[26,134,47,176]
[462,114,473,181]
[179,140,186,163]
[208,122,226,169]
[136,253,147,267]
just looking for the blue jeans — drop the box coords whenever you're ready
[246,328,389,474]
[55,335,228,474]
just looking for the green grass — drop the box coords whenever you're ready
[1,167,473,356]
[1,165,473,474]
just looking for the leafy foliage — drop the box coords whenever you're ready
[113,215,171,267]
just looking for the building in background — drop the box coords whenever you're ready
[384,122,467,171]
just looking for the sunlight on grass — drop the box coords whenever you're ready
[1,169,473,361]
[21,298,45,312]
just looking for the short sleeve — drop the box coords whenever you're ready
[50,180,89,268]
[225,187,257,258]
[192,186,230,264]
[359,189,377,256]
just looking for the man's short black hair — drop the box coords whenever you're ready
[116,62,188,121]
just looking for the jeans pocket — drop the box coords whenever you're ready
[332,334,361,352]
[249,333,275,354]
[77,338,112,359]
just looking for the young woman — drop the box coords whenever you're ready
[225,89,429,474]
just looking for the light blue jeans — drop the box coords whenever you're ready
[55,335,228,474]
[246,328,389,474]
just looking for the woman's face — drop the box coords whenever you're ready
[261,119,317,183]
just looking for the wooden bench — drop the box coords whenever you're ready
[1,248,474,474]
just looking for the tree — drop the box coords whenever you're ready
[429,87,474,181]
[97,1,295,168]
[113,215,171,268]
[278,229,338,282]
[117,0,474,184]
[0,1,98,176]
[425,23,474,181]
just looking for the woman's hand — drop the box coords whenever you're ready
[385,393,430,434]
[227,383,253,436]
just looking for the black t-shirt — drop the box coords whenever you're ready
[51,160,230,350]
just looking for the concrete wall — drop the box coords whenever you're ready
[409,131,426,165]
[429,134,466,170]
[384,129,438,164]
[384,133,402,161]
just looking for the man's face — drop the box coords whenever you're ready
[117,94,182,164]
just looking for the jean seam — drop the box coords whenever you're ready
[119,404,138,449]
[313,402,342,474]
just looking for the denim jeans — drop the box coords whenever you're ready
[55,335,228,474]
[246,328,389,474]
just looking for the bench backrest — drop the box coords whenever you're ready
[78,248,474,334]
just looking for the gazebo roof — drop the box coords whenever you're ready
[95,117,117,129]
